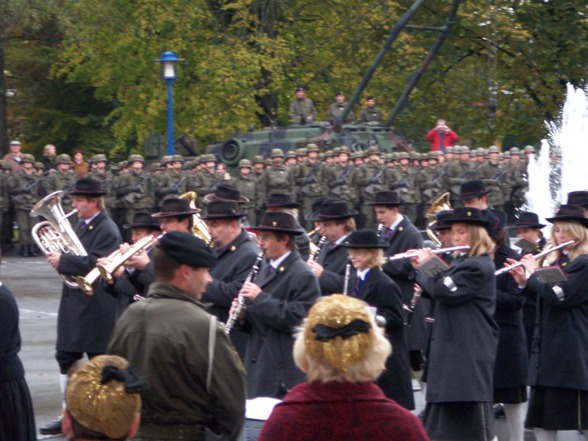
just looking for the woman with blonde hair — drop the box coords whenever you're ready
[258,294,428,441]
[507,205,588,441]
[410,207,499,441]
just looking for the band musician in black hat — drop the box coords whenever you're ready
[232,211,320,399]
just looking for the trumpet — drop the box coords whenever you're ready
[77,233,163,295]
[226,251,264,334]
[387,245,470,261]
[495,240,575,276]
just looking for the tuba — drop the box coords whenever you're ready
[425,192,452,247]
[179,191,212,246]
[31,191,88,289]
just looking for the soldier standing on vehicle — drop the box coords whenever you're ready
[328,92,353,124]
[358,96,383,125]
[288,87,317,125]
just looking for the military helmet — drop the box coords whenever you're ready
[239,159,253,168]
[392,152,400,160]
[160,155,173,165]
[476,147,485,156]
[524,145,535,153]
[265,158,273,166]
[488,145,500,154]
[128,154,145,164]
[270,148,285,158]
[56,153,72,165]
[338,146,350,155]
[332,147,341,155]
[504,151,511,158]
[286,150,297,159]
[398,151,409,160]
[91,154,108,163]
[428,152,440,161]
[460,146,470,154]
[118,160,128,168]
[171,154,184,163]
[306,143,319,153]
[366,146,379,155]
[252,155,265,164]
[203,154,217,163]
[510,147,520,155]
[385,153,394,162]
[35,162,45,170]
[445,146,454,154]
[318,153,325,161]
[498,153,504,160]
[150,162,162,171]
[21,153,36,164]
[324,150,333,158]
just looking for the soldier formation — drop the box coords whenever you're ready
[0,138,544,256]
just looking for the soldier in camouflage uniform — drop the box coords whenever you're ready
[288,86,317,125]
[444,146,477,206]
[233,159,258,225]
[477,146,507,212]
[355,146,387,229]
[507,147,528,219]
[258,148,296,207]
[324,147,357,211]
[416,152,445,229]
[296,144,326,229]
[388,152,418,224]
[156,154,189,207]
[358,96,383,125]
[328,91,353,124]
[192,154,222,208]
[87,154,114,216]
[115,154,155,241]
[9,154,43,256]
[43,154,78,225]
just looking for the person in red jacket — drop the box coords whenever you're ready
[426,119,459,153]
[258,294,429,441]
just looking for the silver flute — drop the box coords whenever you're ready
[387,245,470,261]
[495,240,575,275]
[225,251,264,334]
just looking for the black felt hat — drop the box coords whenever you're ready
[429,210,453,231]
[445,207,494,228]
[485,209,507,238]
[69,178,108,196]
[157,232,216,268]
[545,205,588,228]
[366,191,405,206]
[307,199,358,221]
[200,200,246,220]
[248,212,303,235]
[151,198,200,218]
[342,229,388,249]
[458,179,491,201]
[511,212,546,229]
[123,212,162,230]
[202,183,249,204]
[261,193,301,209]
[304,197,335,221]
[567,191,588,208]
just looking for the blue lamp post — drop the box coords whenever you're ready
[155,51,183,155]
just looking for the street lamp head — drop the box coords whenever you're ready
[155,51,184,80]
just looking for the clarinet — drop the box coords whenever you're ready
[376,223,384,237]
[225,251,264,334]
[312,236,327,262]
[343,262,351,295]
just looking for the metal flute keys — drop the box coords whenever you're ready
[387,245,470,261]
[225,251,264,334]
[495,240,575,275]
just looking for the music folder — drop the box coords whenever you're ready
[417,255,450,277]
[534,266,567,284]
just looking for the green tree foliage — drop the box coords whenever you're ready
[4,0,588,155]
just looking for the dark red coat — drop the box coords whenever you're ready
[258,381,429,441]
[426,128,459,152]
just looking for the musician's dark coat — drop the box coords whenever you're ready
[201,230,260,357]
[381,216,427,351]
[317,239,349,295]
[493,243,528,392]
[56,210,122,353]
[527,254,588,390]
[350,267,415,410]
[415,255,498,402]
[242,250,320,398]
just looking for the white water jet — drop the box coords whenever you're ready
[526,83,588,224]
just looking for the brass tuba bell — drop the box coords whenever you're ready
[179,191,213,246]
[425,192,452,247]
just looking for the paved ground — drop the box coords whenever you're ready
[3,251,585,440]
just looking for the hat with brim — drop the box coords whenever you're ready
[342,229,388,249]
[429,210,453,231]
[247,212,303,235]
[307,200,358,221]
[304,197,335,221]
[261,193,301,209]
[567,191,588,209]
[486,209,507,237]
[458,179,491,201]
[444,207,494,228]
[200,200,246,220]
[545,205,588,228]
[510,212,546,229]
[366,191,405,206]
[203,183,249,204]
[123,212,162,230]
[69,178,108,196]
[151,198,200,218]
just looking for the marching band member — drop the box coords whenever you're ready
[411,207,498,441]
[341,229,414,410]
[507,205,588,441]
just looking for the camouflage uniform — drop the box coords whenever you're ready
[328,100,353,124]
[388,155,419,224]
[43,154,78,224]
[477,147,507,212]
[233,159,258,225]
[355,147,387,229]
[358,106,383,124]
[416,155,445,229]
[115,155,156,228]
[288,97,317,124]
[324,148,357,210]
[87,154,114,216]
[444,146,477,206]
[296,145,326,229]
[258,149,296,205]
[191,156,223,208]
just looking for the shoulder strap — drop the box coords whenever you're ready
[207,315,217,394]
